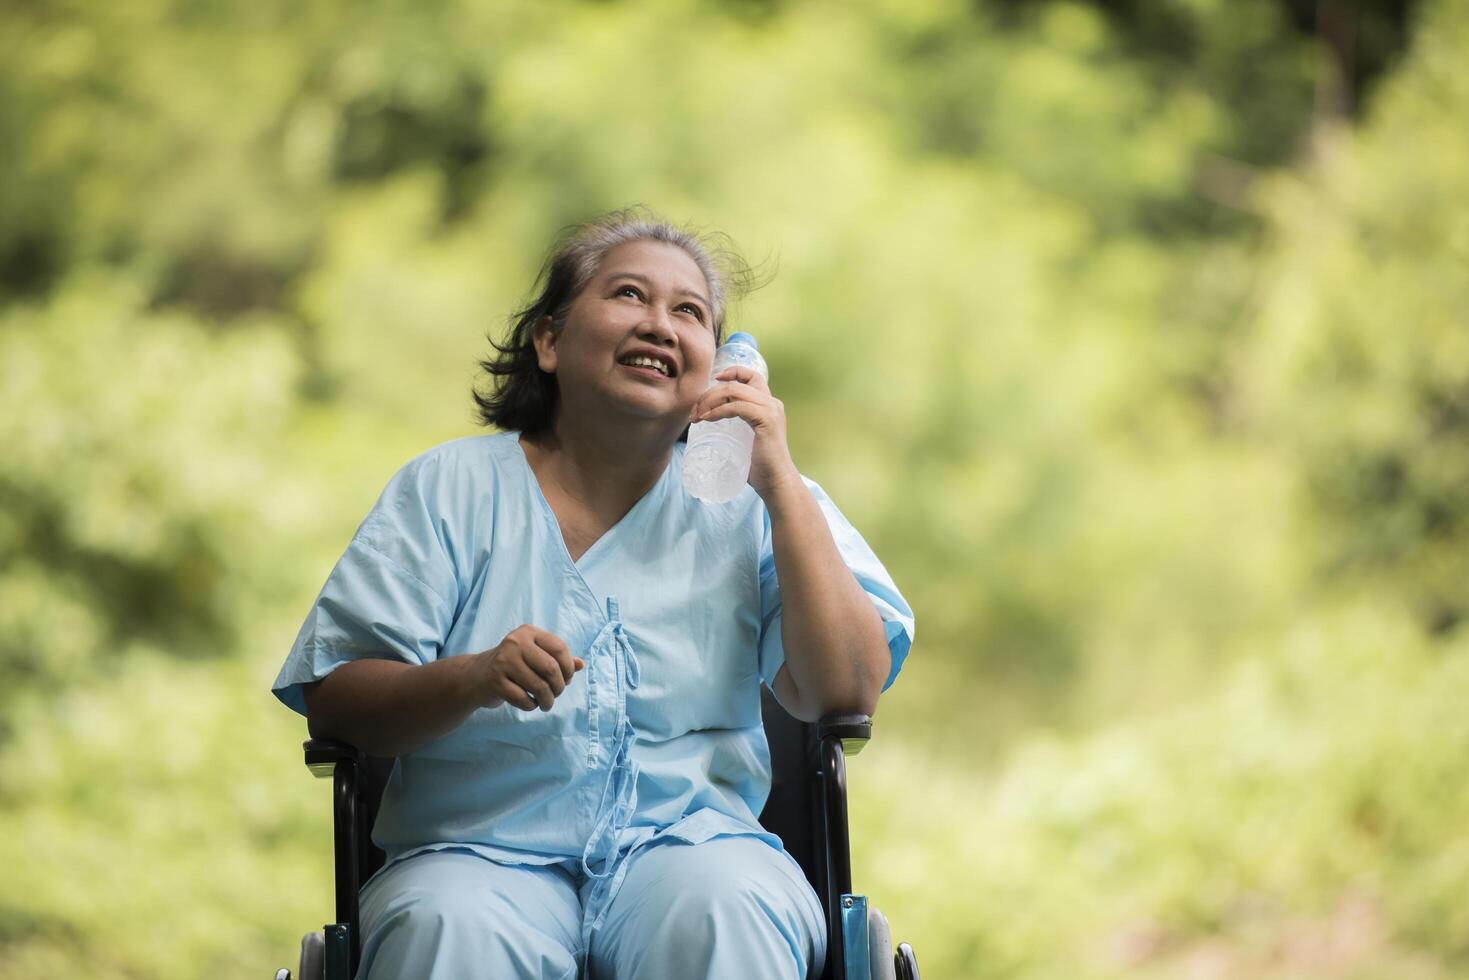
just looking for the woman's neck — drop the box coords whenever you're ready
[520,413,679,524]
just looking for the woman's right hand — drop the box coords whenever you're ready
[474,625,584,712]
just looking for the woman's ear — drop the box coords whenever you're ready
[531,315,558,374]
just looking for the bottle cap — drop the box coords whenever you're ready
[726,332,758,349]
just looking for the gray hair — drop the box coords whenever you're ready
[472,207,760,435]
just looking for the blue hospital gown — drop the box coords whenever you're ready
[272,430,914,945]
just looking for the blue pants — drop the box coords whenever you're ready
[357,836,827,979]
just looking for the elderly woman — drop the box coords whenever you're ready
[271,210,914,980]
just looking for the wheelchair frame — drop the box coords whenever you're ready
[283,687,918,980]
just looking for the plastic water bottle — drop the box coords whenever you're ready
[683,332,768,503]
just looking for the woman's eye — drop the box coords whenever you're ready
[677,303,706,323]
[615,285,643,300]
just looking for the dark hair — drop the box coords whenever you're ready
[472,207,757,435]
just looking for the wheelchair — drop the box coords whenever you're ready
[275,686,920,980]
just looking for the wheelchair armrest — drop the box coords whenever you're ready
[817,713,872,757]
[304,738,367,778]
[302,738,371,970]
[813,713,870,980]
[814,718,867,899]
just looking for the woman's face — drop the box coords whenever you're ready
[535,239,717,430]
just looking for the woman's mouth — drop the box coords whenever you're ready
[618,354,674,379]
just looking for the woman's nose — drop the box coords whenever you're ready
[638,310,677,345]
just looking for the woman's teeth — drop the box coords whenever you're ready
[622,356,669,376]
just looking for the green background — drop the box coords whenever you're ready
[3,0,1467,976]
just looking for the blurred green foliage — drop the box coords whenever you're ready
[1,0,1465,977]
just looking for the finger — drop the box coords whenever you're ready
[693,382,766,420]
[714,365,770,391]
[507,624,542,644]
[532,631,578,682]
[501,677,541,712]
[509,662,557,711]
[573,657,586,672]
[527,647,568,697]
[706,379,765,401]
[529,627,570,657]
[697,400,772,427]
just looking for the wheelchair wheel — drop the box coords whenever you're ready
[298,930,326,980]
[868,907,896,980]
[895,942,920,980]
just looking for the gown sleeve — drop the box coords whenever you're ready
[756,475,915,692]
[271,454,463,716]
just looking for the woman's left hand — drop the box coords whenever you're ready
[689,366,802,500]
